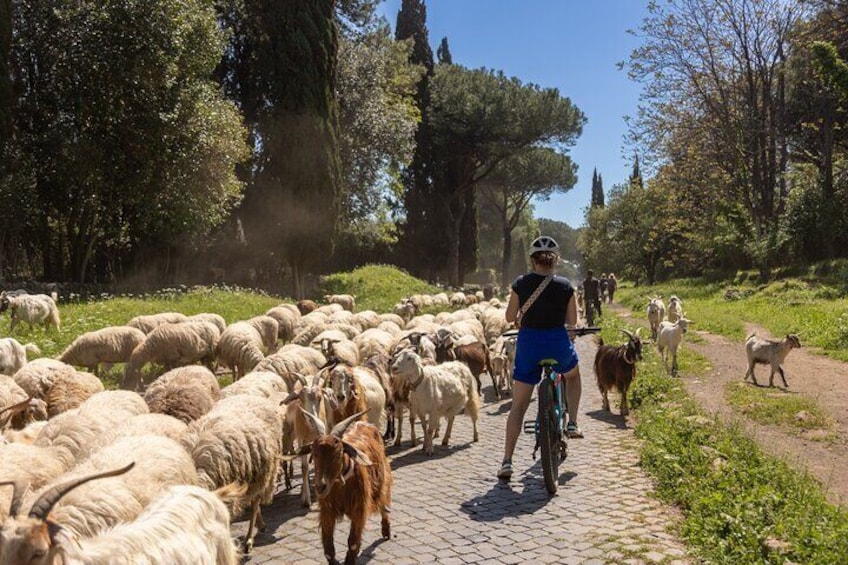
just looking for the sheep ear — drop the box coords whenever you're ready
[343,442,373,466]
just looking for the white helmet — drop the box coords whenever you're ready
[529,235,559,255]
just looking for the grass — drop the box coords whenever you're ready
[605,310,848,563]
[318,264,440,313]
[615,275,848,362]
[725,382,835,441]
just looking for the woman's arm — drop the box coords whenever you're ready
[565,294,578,327]
[505,291,519,324]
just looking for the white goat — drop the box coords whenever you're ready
[667,295,684,323]
[744,333,802,389]
[646,297,666,340]
[0,294,60,332]
[657,318,691,377]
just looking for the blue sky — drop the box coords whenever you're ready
[376,0,648,228]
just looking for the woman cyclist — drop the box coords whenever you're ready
[498,236,582,481]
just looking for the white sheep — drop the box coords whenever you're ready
[0,337,40,375]
[59,326,146,375]
[265,305,300,342]
[48,484,241,565]
[220,370,289,400]
[122,321,221,390]
[353,328,395,360]
[143,366,221,423]
[113,413,187,442]
[187,312,228,334]
[315,302,345,315]
[13,358,104,417]
[657,318,691,377]
[450,292,467,308]
[126,312,189,334]
[351,310,381,331]
[0,293,60,332]
[380,312,406,328]
[744,333,802,388]
[180,394,284,552]
[324,293,356,312]
[216,317,279,381]
[390,350,479,455]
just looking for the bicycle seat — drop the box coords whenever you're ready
[538,359,559,367]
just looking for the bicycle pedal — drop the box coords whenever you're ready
[523,421,536,434]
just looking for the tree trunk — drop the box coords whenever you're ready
[500,226,513,291]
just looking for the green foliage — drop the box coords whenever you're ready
[629,335,848,563]
[318,264,439,313]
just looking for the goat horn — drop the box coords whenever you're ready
[620,329,634,339]
[330,410,367,439]
[299,408,326,436]
[634,327,643,338]
[29,462,135,520]
[0,396,34,428]
[0,480,29,517]
[295,373,308,387]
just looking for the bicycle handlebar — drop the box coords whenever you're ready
[502,326,601,338]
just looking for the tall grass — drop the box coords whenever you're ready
[599,316,848,563]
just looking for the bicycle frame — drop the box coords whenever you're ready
[523,364,566,460]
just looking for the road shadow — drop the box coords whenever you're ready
[389,442,471,470]
[359,537,391,563]
[585,408,629,429]
[459,463,576,521]
[487,399,513,416]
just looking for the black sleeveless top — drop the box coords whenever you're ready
[511,273,574,329]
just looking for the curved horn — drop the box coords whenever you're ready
[29,462,135,520]
[635,327,643,338]
[299,408,326,436]
[330,410,367,439]
[620,329,634,340]
[0,480,29,517]
[295,373,308,387]
[0,396,34,428]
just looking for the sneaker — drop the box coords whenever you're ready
[566,422,584,439]
[497,460,513,481]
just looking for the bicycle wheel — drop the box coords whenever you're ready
[538,377,559,494]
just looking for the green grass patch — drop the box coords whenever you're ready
[626,325,848,562]
[725,382,835,440]
[318,264,440,313]
[616,276,848,362]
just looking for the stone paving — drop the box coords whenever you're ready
[233,337,694,564]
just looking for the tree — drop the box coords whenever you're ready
[628,0,805,279]
[0,0,10,142]
[591,168,605,208]
[10,0,248,282]
[428,65,586,286]
[630,154,643,190]
[481,147,577,288]
[437,36,452,64]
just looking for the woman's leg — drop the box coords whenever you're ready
[502,379,535,463]
[563,364,583,436]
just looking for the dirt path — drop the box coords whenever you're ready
[609,304,848,506]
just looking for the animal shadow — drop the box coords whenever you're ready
[586,408,628,429]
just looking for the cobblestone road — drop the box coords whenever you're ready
[233,337,693,564]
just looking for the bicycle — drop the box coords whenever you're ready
[514,326,601,494]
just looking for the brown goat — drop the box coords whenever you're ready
[447,341,501,400]
[281,375,329,507]
[593,329,643,416]
[297,299,319,315]
[296,410,392,565]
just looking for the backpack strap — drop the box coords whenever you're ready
[516,274,554,328]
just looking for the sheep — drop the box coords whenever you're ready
[0,293,60,332]
[393,300,417,323]
[59,326,146,375]
[312,335,360,368]
[281,376,330,507]
[180,394,283,552]
[594,329,644,415]
[13,358,104,417]
[143,366,220,423]
[2,419,48,445]
[122,321,221,390]
[220,370,288,400]
[113,413,187,441]
[0,440,69,518]
[265,305,299,342]
[489,335,516,394]
[328,309,355,326]
[187,312,228,334]
[0,376,40,430]
[22,433,199,539]
[390,350,479,455]
[353,328,395,360]
[324,293,356,312]
[255,349,320,390]
[126,312,189,334]
[0,338,40,375]
[315,303,344,316]
[450,292,467,308]
[657,318,691,377]
[351,310,380,331]
[666,295,683,323]
[646,297,666,340]
[296,299,319,315]
[325,364,386,430]
[45,484,241,565]
[293,411,392,565]
[215,318,276,381]
[744,332,802,388]
[292,321,330,347]
[378,320,403,336]
[380,312,406,328]
[480,307,509,345]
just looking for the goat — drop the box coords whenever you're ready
[0,294,60,332]
[325,364,386,431]
[744,333,802,389]
[294,410,392,565]
[646,297,665,340]
[447,341,500,400]
[657,318,691,377]
[281,375,329,507]
[594,329,643,415]
[667,295,684,323]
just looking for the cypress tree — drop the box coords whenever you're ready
[437,36,452,64]
[630,153,643,189]
[591,167,605,208]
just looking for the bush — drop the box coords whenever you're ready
[318,264,439,313]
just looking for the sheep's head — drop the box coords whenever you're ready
[621,328,644,363]
[297,411,372,499]
[0,463,134,565]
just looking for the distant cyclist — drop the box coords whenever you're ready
[498,236,583,481]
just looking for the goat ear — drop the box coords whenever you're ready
[48,520,73,547]
[343,442,374,466]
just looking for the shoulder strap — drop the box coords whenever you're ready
[516,275,554,327]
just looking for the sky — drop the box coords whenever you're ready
[376,0,649,229]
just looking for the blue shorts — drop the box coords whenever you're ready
[513,327,579,385]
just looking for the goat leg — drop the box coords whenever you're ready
[620,390,629,416]
[301,453,312,508]
[243,499,260,553]
[344,512,365,565]
[778,367,788,389]
[601,389,610,411]
[321,512,338,565]
[442,416,455,446]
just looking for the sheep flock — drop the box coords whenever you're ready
[0,286,516,564]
